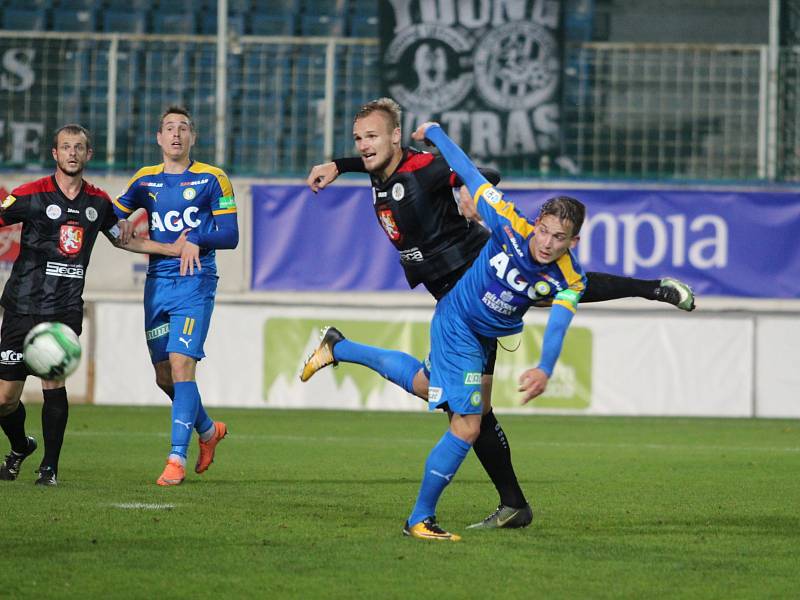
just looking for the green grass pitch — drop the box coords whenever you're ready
[3,405,798,599]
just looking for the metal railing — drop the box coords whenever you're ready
[0,31,795,181]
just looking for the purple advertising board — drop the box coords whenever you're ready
[251,183,800,298]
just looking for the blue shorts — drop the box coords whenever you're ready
[143,275,217,364]
[427,294,493,415]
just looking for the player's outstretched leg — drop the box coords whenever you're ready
[656,277,696,311]
[300,327,424,396]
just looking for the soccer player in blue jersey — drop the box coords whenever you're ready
[397,121,587,541]
[113,106,238,486]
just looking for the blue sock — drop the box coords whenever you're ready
[170,381,201,459]
[333,339,423,394]
[166,386,212,435]
[194,401,214,436]
[408,431,472,526]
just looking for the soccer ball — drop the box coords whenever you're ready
[23,322,82,380]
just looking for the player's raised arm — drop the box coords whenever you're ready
[411,122,488,197]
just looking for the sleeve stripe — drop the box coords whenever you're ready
[555,252,585,291]
[472,182,493,205]
[212,208,237,215]
[112,197,133,214]
[552,299,578,313]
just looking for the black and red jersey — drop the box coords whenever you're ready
[336,148,497,299]
[0,175,118,315]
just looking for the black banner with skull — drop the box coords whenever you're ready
[379,0,564,174]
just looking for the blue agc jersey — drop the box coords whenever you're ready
[113,161,236,276]
[447,183,587,339]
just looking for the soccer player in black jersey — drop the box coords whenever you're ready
[0,125,180,486]
[301,98,696,529]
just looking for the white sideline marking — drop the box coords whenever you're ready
[69,430,800,454]
[112,503,176,510]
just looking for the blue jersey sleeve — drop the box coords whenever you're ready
[185,172,239,249]
[113,169,146,218]
[537,303,575,377]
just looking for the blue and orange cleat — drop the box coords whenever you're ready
[156,459,185,486]
[195,421,227,474]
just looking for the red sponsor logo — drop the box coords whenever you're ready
[59,224,84,255]
[378,208,401,241]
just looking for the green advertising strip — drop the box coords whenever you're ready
[264,318,591,410]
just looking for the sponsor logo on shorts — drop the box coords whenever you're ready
[470,391,482,406]
[45,261,84,279]
[428,387,443,402]
[145,324,170,341]
[0,349,23,364]
[464,372,481,385]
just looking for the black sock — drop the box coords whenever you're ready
[0,401,28,453]
[41,388,69,473]
[472,410,527,509]
[582,272,661,303]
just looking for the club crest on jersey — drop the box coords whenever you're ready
[183,187,197,201]
[378,208,401,241]
[59,224,83,255]
[46,204,62,219]
[86,207,98,222]
[391,183,405,201]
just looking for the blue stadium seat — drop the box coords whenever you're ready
[2,8,46,30]
[300,14,342,36]
[347,15,376,37]
[152,13,197,34]
[104,0,152,9]
[103,9,147,33]
[249,13,295,35]
[301,0,341,16]
[51,8,97,31]
[56,0,98,8]
[251,0,298,14]
[201,13,245,35]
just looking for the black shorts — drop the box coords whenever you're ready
[0,308,83,381]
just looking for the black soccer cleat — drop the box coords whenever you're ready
[299,326,345,382]
[466,503,534,529]
[0,436,38,481]
[655,277,696,311]
[35,466,58,487]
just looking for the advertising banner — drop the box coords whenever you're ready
[93,302,753,417]
[379,0,564,170]
[251,183,800,298]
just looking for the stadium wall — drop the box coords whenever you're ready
[1,173,797,418]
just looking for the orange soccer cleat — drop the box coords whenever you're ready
[156,459,186,486]
[195,421,227,474]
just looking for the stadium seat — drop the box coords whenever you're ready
[152,13,197,34]
[5,0,51,8]
[102,9,147,34]
[201,13,245,35]
[249,13,295,35]
[251,0,298,14]
[1,7,46,30]
[104,0,152,9]
[55,0,98,8]
[301,0,341,17]
[347,15,376,37]
[300,14,343,36]
[51,8,97,32]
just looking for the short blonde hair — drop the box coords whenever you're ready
[354,97,401,130]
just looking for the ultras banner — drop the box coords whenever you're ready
[251,183,800,298]
[378,0,564,170]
